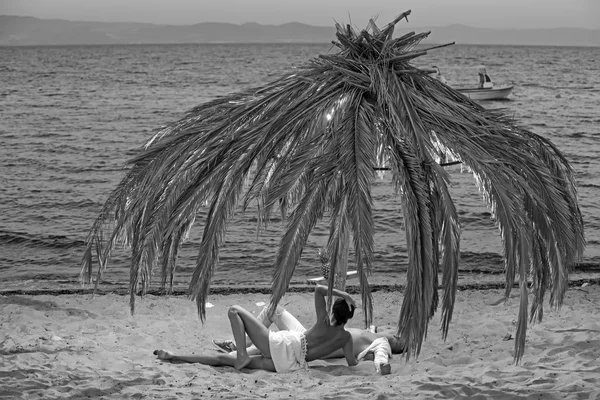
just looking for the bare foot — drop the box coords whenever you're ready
[153,349,174,361]
[234,353,252,370]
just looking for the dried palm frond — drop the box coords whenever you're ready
[80,10,584,363]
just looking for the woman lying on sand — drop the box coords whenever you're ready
[211,302,404,375]
[155,285,361,373]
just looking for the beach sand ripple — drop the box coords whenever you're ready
[1,286,599,399]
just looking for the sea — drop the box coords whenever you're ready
[1,42,599,292]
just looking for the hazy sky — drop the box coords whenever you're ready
[2,0,598,29]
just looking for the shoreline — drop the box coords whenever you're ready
[2,271,599,297]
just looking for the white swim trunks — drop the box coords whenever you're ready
[268,330,308,372]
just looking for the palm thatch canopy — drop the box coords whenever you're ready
[80,10,585,362]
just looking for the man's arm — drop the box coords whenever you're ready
[342,332,358,366]
[314,285,356,305]
[314,285,356,320]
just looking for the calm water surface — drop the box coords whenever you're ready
[1,43,599,289]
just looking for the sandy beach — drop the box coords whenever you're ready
[1,281,600,400]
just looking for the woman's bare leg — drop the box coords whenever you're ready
[215,306,305,355]
[244,305,303,347]
[234,305,276,348]
[153,349,276,371]
[154,349,234,365]
[228,305,272,370]
[259,305,306,332]
[238,305,277,348]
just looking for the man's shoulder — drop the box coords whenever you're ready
[332,327,352,341]
[343,329,353,341]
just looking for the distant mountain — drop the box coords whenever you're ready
[424,24,600,47]
[1,15,598,47]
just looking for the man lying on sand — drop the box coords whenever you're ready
[211,300,404,375]
[154,285,360,373]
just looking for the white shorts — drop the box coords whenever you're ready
[268,330,308,372]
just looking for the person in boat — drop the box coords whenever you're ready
[478,66,493,89]
[210,302,405,375]
[432,65,448,85]
[154,285,360,373]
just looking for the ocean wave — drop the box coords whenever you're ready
[2,198,102,210]
[0,230,85,250]
[579,183,600,189]
[124,70,148,74]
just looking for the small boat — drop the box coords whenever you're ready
[455,84,514,101]
[431,65,514,101]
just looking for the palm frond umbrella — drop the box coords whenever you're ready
[80,10,585,362]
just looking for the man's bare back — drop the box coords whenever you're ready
[304,317,353,362]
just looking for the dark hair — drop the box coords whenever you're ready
[331,298,355,325]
